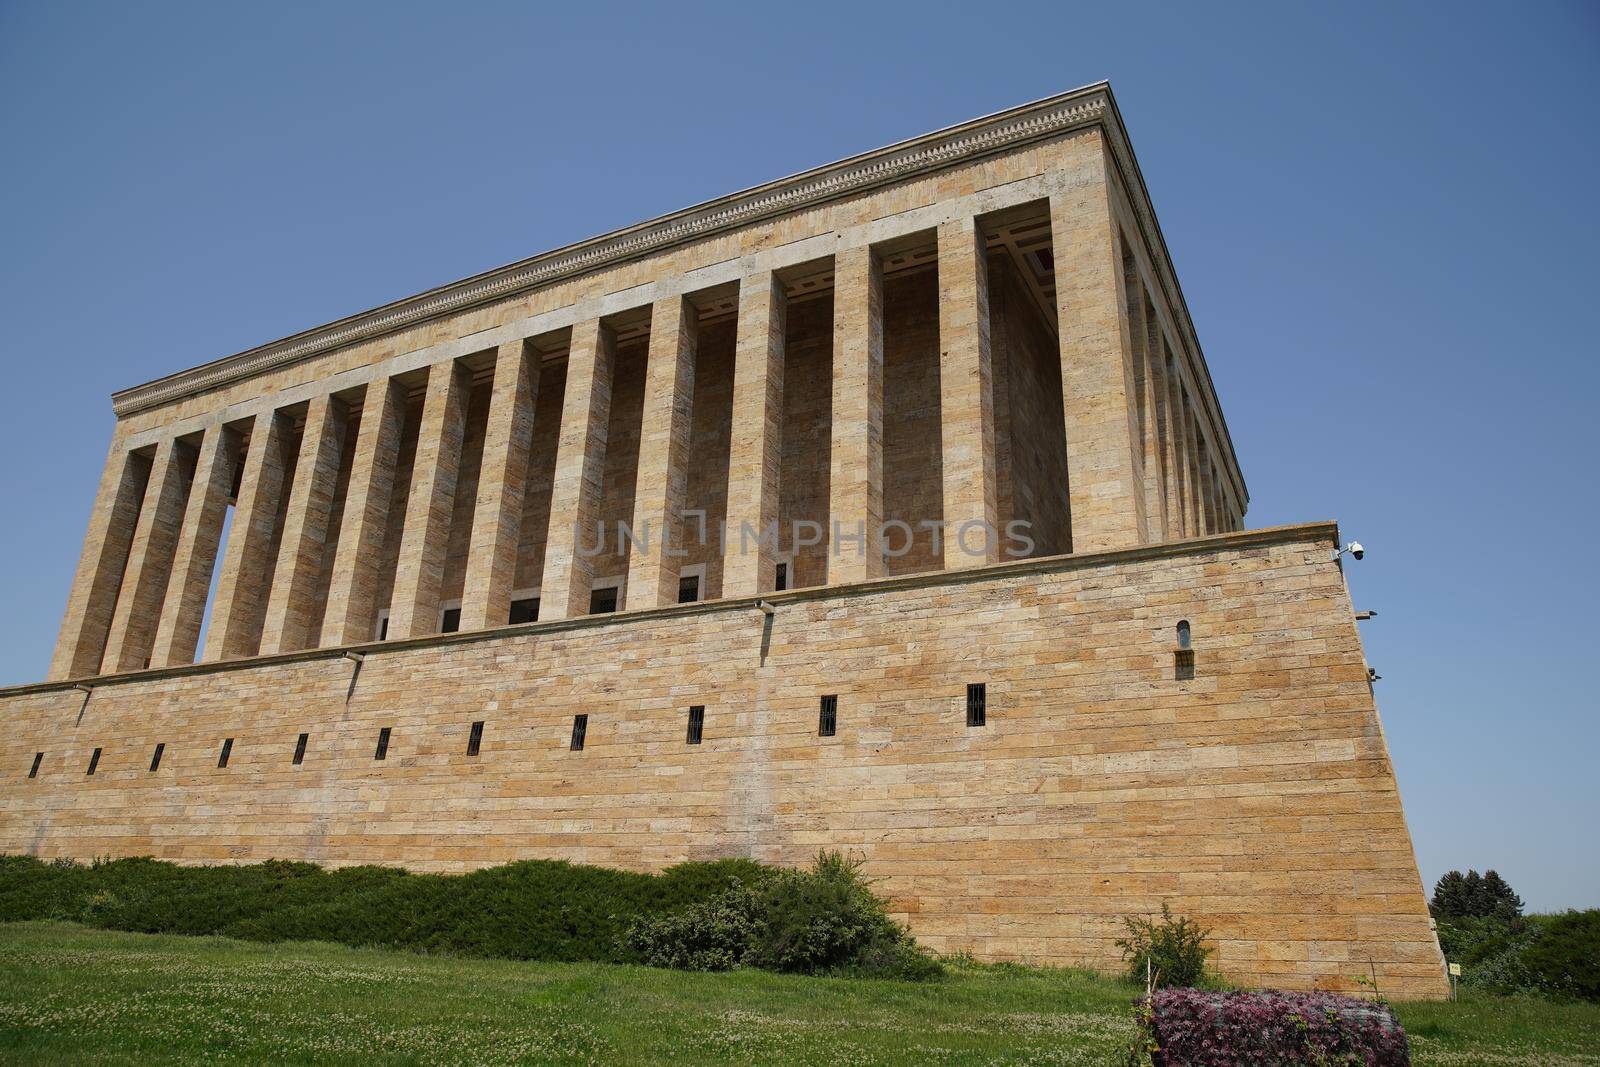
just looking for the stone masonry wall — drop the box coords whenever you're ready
[0,523,1446,998]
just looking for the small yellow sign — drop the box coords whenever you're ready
[1448,963,1462,976]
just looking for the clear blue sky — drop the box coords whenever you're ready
[2,2,1595,911]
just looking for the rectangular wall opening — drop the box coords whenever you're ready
[292,732,308,765]
[148,743,165,772]
[371,380,426,639]
[966,683,987,728]
[818,694,838,737]
[880,234,945,576]
[28,752,43,779]
[593,307,651,610]
[777,259,834,590]
[435,351,497,623]
[217,737,233,768]
[511,332,569,614]
[569,714,588,752]
[682,284,736,599]
[86,747,102,776]
[685,704,705,745]
[983,202,1070,558]
[374,727,391,761]
[467,720,484,756]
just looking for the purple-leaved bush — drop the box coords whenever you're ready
[1142,988,1411,1066]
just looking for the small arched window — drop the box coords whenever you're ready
[1176,620,1192,649]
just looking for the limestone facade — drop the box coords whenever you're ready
[2,82,1445,996]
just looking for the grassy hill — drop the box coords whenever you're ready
[2,923,1597,1065]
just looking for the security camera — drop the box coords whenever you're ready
[1334,540,1366,563]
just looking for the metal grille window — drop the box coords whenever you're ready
[686,705,705,745]
[775,563,788,591]
[570,714,588,752]
[1176,620,1192,649]
[292,733,308,765]
[440,607,462,633]
[374,727,391,761]
[217,738,233,769]
[86,747,102,776]
[28,752,43,779]
[818,695,838,737]
[149,743,165,772]
[1174,649,1195,681]
[508,598,539,624]
[677,575,700,604]
[467,721,484,756]
[966,683,987,728]
[589,586,619,614]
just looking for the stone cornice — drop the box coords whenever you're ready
[111,84,1115,419]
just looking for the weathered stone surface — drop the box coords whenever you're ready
[3,526,1444,997]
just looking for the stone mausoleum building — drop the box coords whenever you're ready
[1,83,1447,996]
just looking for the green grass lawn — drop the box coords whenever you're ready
[1,923,1596,1065]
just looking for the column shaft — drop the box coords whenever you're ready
[1197,431,1219,535]
[322,378,405,645]
[539,319,614,620]
[826,244,885,584]
[1185,404,1204,536]
[625,296,698,610]
[101,438,191,672]
[937,217,999,568]
[1050,148,1148,551]
[722,271,786,597]
[460,340,539,631]
[150,424,238,667]
[259,395,347,654]
[50,442,149,679]
[387,359,470,639]
[1128,273,1170,542]
[1167,372,1194,537]
[204,409,292,660]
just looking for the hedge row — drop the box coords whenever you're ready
[0,853,770,962]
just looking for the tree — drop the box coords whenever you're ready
[1431,869,1524,920]
[1476,870,1524,921]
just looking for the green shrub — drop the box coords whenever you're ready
[622,850,942,979]
[0,853,769,963]
[1116,904,1212,989]
[0,850,940,980]
[1520,910,1600,1002]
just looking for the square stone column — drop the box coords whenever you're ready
[1050,144,1148,551]
[1165,364,1192,538]
[204,409,291,661]
[1185,404,1204,536]
[539,319,614,620]
[1197,431,1219,535]
[826,244,885,585]
[150,423,239,668]
[387,359,470,639]
[101,437,191,672]
[323,378,405,645]
[937,217,998,569]
[259,395,348,655]
[1125,266,1170,542]
[460,340,539,631]
[50,442,149,679]
[625,296,698,610]
[722,271,786,598]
